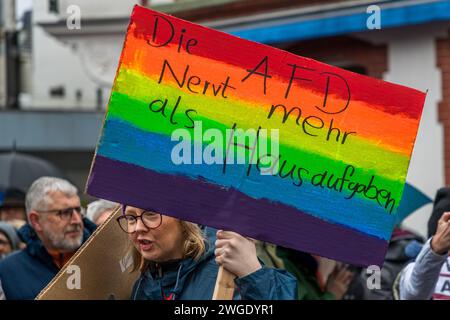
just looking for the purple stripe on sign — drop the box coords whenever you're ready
[87,156,388,266]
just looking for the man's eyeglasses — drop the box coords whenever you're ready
[37,206,84,221]
[117,211,162,234]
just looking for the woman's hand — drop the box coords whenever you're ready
[214,230,261,278]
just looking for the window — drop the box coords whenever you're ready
[49,86,65,98]
[49,0,59,14]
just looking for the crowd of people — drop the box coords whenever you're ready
[0,176,449,300]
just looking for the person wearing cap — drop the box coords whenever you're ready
[86,199,117,225]
[0,189,27,222]
[0,222,21,259]
[397,187,450,299]
[0,177,96,300]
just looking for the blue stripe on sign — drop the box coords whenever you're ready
[97,117,395,240]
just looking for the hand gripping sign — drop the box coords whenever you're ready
[86,5,426,284]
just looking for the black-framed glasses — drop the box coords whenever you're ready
[37,206,84,221]
[116,210,162,234]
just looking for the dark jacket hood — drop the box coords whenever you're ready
[428,187,450,238]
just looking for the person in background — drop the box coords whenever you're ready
[396,187,450,300]
[256,242,353,300]
[120,205,298,300]
[0,189,27,222]
[86,199,117,225]
[276,247,354,300]
[344,227,424,300]
[0,222,21,259]
[0,177,96,300]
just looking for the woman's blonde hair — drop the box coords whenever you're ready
[129,218,206,273]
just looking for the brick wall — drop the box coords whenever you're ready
[437,32,450,184]
[284,36,387,79]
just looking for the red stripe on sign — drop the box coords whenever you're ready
[130,5,426,120]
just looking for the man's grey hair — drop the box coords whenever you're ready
[25,177,78,215]
[86,199,117,223]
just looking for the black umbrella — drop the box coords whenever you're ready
[0,151,66,193]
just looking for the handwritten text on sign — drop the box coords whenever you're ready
[87,6,426,266]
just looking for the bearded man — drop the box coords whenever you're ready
[0,177,96,300]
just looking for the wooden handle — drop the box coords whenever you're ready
[212,266,235,300]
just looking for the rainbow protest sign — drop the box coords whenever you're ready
[87,5,426,266]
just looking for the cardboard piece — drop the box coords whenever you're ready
[86,5,426,266]
[37,207,139,300]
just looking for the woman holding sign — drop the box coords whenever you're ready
[118,205,297,300]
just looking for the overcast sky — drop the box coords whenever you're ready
[16,0,33,19]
